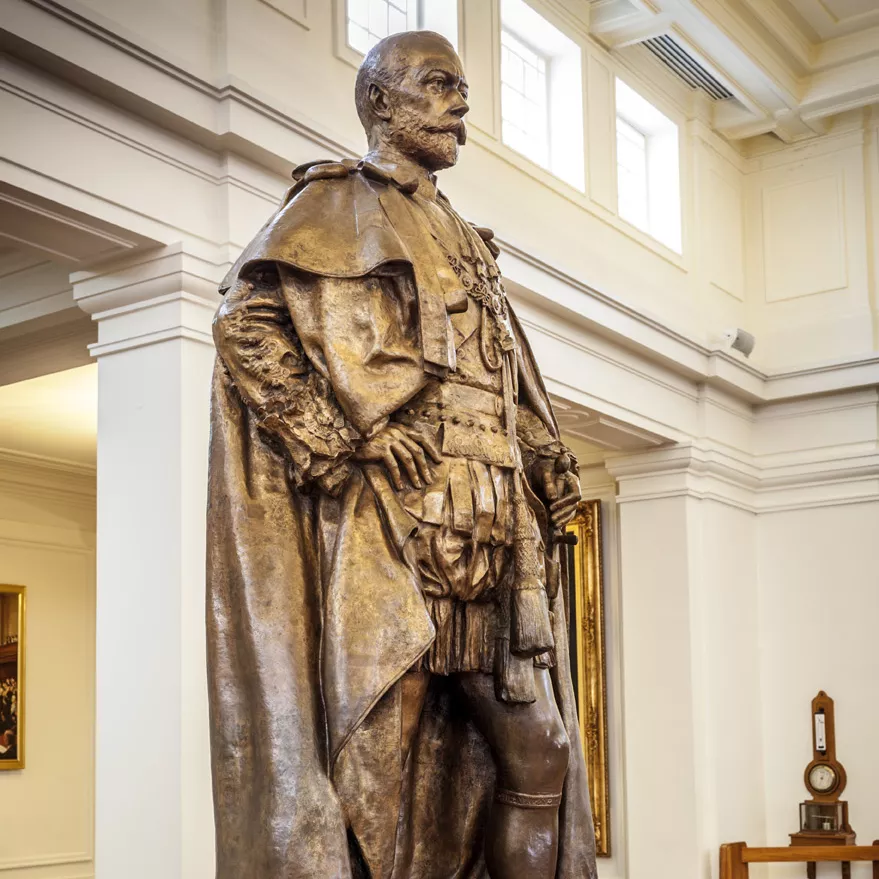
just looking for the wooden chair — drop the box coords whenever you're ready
[720,842,879,879]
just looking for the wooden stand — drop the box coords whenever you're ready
[791,830,856,878]
[720,842,879,879]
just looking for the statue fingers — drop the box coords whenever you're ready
[391,443,423,489]
[398,435,434,484]
[402,424,443,463]
[382,452,405,491]
[542,465,558,501]
[551,502,578,528]
[550,493,580,511]
[562,470,580,494]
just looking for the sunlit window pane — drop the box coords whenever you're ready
[614,77,681,252]
[348,21,371,54]
[616,116,648,231]
[501,29,549,168]
[346,0,457,54]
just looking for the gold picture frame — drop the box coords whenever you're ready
[566,501,610,856]
[0,585,25,770]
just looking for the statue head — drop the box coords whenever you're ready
[355,31,469,172]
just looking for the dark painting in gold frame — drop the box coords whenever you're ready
[0,585,25,770]
[565,501,610,856]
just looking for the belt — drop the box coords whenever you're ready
[397,383,520,468]
[406,381,504,419]
[402,384,505,432]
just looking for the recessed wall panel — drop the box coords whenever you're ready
[707,167,744,301]
[762,173,847,302]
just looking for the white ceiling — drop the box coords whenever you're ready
[783,0,879,40]
[587,0,879,143]
[0,365,97,465]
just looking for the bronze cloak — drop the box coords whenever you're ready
[207,162,598,878]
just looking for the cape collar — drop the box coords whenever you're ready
[359,154,439,200]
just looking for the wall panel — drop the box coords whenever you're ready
[0,456,96,879]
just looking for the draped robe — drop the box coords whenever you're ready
[207,159,598,879]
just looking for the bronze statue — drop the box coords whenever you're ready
[207,30,597,879]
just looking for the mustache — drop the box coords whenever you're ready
[424,120,467,145]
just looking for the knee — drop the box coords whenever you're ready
[497,717,570,794]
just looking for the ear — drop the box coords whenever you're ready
[367,82,393,122]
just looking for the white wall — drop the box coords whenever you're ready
[758,502,879,879]
[744,115,879,370]
[0,451,96,879]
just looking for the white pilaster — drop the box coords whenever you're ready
[74,244,222,879]
[606,446,764,879]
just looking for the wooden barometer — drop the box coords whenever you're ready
[790,691,855,878]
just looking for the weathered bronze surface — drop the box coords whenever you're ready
[207,30,598,879]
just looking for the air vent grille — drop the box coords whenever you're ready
[643,35,733,101]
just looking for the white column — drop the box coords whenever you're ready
[606,445,764,879]
[74,244,221,879]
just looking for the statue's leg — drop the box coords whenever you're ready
[455,667,569,879]
[400,669,430,766]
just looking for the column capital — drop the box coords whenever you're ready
[605,442,759,512]
[606,441,879,513]
[72,243,225,357]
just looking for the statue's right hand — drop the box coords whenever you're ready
[353,423,443,491]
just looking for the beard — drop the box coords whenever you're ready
[386,104,466,171]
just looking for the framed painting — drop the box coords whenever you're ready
[0,585,25,770]
[565,501,610,856]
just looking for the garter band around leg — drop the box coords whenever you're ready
[494,789,563,809]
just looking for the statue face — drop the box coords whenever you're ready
[383,38,469,172]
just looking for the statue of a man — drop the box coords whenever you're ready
[207,30,597,879]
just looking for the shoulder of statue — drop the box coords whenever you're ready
[282,157,420,205]
[218,159,409,293]
[282,158,359,204]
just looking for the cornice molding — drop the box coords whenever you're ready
[0,447,96,501]
[504,241,879,407]
[70,244,223,354]
[72,244,223,315]
[604,442,879,513]
[7,0,356,157]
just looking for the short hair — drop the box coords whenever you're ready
[354,31,456,131]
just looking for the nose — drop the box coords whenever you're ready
[450,97,469,119]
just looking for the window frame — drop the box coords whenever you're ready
[334,0,462,70]
[497,0,585,191]
[346,0,417,57]
[613,74,683,255]
[500,27,552,171]
[615,114,649,232]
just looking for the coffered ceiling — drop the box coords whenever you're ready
[585,0,879,143]
[781,0,879,41]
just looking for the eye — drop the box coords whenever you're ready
[427,77,447,92]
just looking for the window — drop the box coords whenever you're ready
[346,0,458,56]
[501,30,549,168]
[615,78,682,253]
[500,0,584,190]
[616,117,648,231]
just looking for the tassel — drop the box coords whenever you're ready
[493,571,537,703]
[510,587,554,657]
[508,473,554,658]
[544,555,560,600]
[494,636,537,703]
